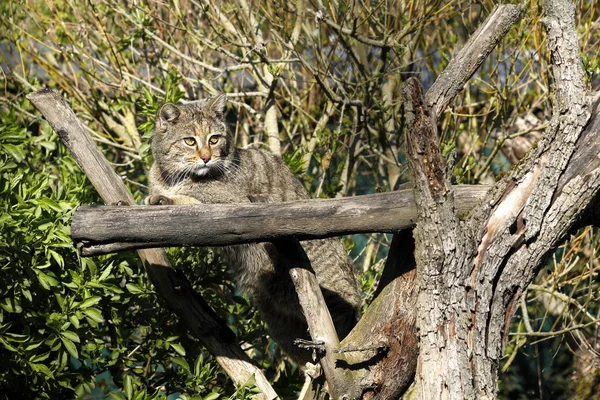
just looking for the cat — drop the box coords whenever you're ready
[147,95,361,363]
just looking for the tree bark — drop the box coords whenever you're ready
[404,0,600,398]
[403,77,472,399]
[26,89,278,400]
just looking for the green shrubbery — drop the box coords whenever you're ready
[0,93,270,398]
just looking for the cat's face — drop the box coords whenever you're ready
[152,95,235,182]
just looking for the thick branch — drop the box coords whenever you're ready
[333,6,523,398]
[340,230,418,399]
[72,186,489,256]
[425,4,522,119]
[544,0,586,107]
[461,1,596,398]
[26,89,278,400]
[403,78,470,400]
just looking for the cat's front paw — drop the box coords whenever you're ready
[145,195,174,205]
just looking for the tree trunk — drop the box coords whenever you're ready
[405,0,600,398]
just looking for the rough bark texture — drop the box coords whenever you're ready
[403,78,472,399]
[71,186,489,255]
[26,89,278,400]
[404,0,600,399]
[343,231,419,399]
[464,0,594,396]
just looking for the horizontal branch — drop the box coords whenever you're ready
[72,185,490,256]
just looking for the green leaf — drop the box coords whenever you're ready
[78,296,102,309]
[98,262,114,281]
[69,314,80,329]
[29,352,50,363]
[29,362,55,379]
[170,342,186,356]
[124,374,133,400]
[25,341,44,351]
[194,353,205,375]
[21,288,33,302]
[60,336,79,359]
[48,249,64,268]
[61,330,80,343]
[125,283,144,294]
[171,356,190,373]
[0,337,18,352]
[37,197,63,213]
[35,270,59,290]
[83,308,105,323]
[3,143,26,162]
[1,297,22,313]
[204,392,221,400]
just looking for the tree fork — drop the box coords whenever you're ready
[399,0,600,398]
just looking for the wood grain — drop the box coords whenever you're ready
[71,185,490,256]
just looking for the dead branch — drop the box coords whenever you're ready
[71,186,489,256]
[272,239,359,399]
[425,4,522,119]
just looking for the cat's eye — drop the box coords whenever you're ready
[183,137,196,146]
[208,136,220,145]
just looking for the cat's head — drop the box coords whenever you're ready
[152,95,236,182]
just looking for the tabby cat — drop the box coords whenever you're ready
[147,95,361,363]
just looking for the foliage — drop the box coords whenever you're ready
[0,0,599,398]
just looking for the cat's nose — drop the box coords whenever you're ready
[200,155,211,163]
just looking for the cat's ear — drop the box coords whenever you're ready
[206,94,226,119]
[159,103,181,124]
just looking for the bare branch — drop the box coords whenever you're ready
[425,5,522,119]
[273,239,360,399]
[71,185,490,256]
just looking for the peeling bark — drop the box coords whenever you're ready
[403,1,600,399]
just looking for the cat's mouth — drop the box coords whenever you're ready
[191,163,211,176]
[190,160,221,178]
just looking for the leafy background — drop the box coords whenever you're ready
[1,0,599,399]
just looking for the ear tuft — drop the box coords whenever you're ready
[207,94,226,119]
[159,103,181,123]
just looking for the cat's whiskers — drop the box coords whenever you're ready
[218,158,242,176]
[163,163,195,185]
